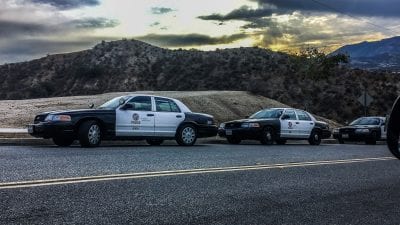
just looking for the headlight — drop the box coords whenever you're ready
[355,128,370,133]
[219,123,225,129]
[241,122,260,128]
[333,128,339,133]
[45,114,72,122]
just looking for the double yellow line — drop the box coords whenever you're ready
[0,157,395,190]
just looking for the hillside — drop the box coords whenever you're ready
[332,36,400,71]
[0,39,399,123]
[0,91,341,129]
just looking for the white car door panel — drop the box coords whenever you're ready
[115,96,155,137]
[280,109,299,138]
[295,110,314,138]
[154,97,185,137]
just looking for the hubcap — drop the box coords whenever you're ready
[266,131,272,140]
[88,124,100,145]
[314,134,319,141]
[182,127,195,144]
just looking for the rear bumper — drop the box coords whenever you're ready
[28,122,75,139]
[197,125,218,138]
[321,130,332,139]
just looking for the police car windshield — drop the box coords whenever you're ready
[350,118,380,126]
[250,109,283,119]
[98,96,129,109]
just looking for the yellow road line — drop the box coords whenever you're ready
[0,157,395,190]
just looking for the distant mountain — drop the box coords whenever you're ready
[0,39,399,123]
[332,36,400,71]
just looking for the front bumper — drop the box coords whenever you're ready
[28,122,75,139]
[197,125,218,138]
[218,127,262,140]
[333,132,376,141]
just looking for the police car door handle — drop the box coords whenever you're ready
[310,123,314,125]
[147,114,154,117]
[176,115,182,118]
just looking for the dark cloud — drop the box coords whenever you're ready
[136,33,248,47]
[150,22,161,27]
[151,7,174,15]
[0,21,51,38]
[198,5,277,21]
[68,18,120,29]
[251,0,400,18]
[31,0,100,9]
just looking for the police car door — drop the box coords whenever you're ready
[154,97,185,137]
[295,110,314,138]
[280,109,298,138]
[115,96,155,137]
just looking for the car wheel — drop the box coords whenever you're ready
[260,127,275,145]
[79,120,101,148]
[309,130,321,145]
[176,124,197,146]
[276,139,287,145]
[146,139,164,146]
[227,137,241,144]
[52,136,74,147]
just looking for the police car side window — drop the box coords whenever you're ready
[282,110,297,120]
[296,110,312,121]
[126,96,152,111]
[155,97,181,112]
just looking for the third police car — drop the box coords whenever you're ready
[218,108,331,145]
[28,95,218,147]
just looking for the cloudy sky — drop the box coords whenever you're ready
[0,0,399,64]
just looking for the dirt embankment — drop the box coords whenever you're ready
[0,91,341,128]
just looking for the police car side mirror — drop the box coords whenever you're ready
[281,115,290,120]
[89,103,94,109]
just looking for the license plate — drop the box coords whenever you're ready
[226,129,232,136]
[342,133,349,138]
[28,125,34,134]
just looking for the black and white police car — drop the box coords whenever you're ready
[333,116,387,145]
[28,95,218,147]
[218,108,331,145]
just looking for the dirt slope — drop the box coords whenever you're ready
[0,91,340,128]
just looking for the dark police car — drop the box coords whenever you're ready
[28,95,218,147]
[218,108,331,145]
[333,116,386,145]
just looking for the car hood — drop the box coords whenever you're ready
[225,118,277,124]
[340,125,380,129]
[38,109,112,115]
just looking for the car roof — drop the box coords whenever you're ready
[122,94,192,112]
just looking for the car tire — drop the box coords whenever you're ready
[276,139,287,145]
[227,137,241,144]
[176,124,197,146]
[146,139,164,146]
[260,127,275,145]
[53,136,74,147]
[309,130,321,145]
[79,120,101,148]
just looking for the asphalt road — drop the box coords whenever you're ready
[0,142,399,225]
